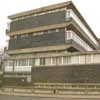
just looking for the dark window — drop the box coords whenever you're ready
[40,58,45,65]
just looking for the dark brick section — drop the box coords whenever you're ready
[10,11,66,32]
[8,28,65,50]
[32,65,100,83]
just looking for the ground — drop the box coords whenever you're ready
[0,95,100,100]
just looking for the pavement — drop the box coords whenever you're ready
[1,89,100,99]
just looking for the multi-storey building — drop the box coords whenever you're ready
[3,1,100,94]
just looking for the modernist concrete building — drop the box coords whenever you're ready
[3,1,100,94]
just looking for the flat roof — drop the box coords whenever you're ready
[8,1,71,19]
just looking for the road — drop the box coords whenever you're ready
[0,95,100,100]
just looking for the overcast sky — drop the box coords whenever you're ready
[0,0,100,49]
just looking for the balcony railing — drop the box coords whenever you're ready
[65,30,93,51]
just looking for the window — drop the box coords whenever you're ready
[32,29,61,37]
[35,58,40,66]
[56,29,59,32]
[33,32,44,36]
[47,29,59,33]
[45,58,52,65]
[79,55,85,64]
[67,56,71,64]
[28,59,32,66]
[66,10,70,19]
[51,57,63,65]
[4,60,13,72]
[48,30,51,34]
[63,56,67,64]
[66,31,72,40]
[93,54,100,63]
[40,58,45,65]
[14,59,32,72]
[52,57,57,65]
[33,33,37,36]
[21,34,28,38]
[32,59,35,66]
[56,57,63,65]
[24,59,26,66]
[71,56,79,64]
[38,32,44,35]
[86,55,92,64]
[14,35,17,39]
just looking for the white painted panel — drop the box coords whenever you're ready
[86,55,92,64]
[45,58,52,65]
[14,66,31,72]
[62,56,68,65]
[5,66,13,72]
[79,55,85,64]
[93,54,100,63]
[35,58,40,66]
[71,56,79,64]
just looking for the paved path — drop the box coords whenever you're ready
[0,95,100,100]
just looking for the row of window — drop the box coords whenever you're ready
[4,59,32,72]
[12,29,60,39]
[65,30,93,51]
[34,54,100,66]
[32,29,59,36]
[4,59,32,66]
[4,66,31,72]
[13,8,66,21]
[4,54,100,68]
[11,29,93,51]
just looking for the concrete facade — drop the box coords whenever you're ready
[2,1,100,95]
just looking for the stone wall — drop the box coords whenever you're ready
[32,64,100,83]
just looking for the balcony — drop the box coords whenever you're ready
[65,30,93,51]
[66,9,99,47]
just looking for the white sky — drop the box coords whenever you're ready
[0,0,100,49]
